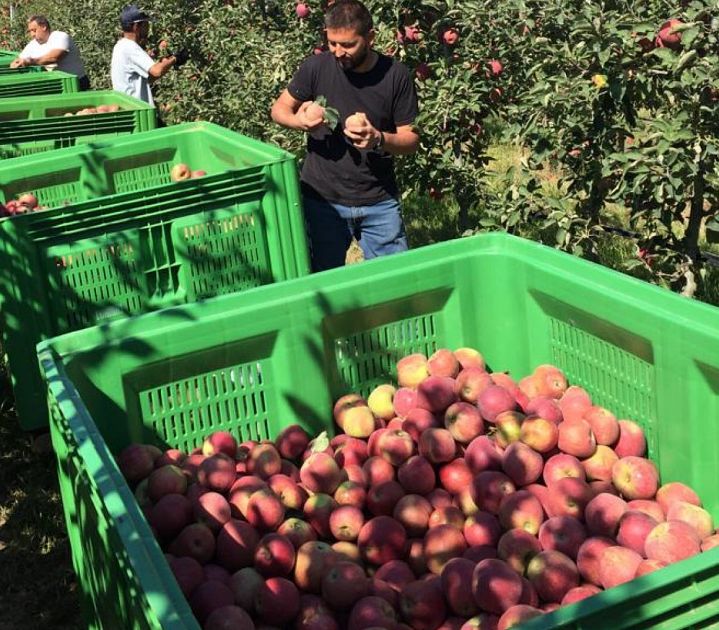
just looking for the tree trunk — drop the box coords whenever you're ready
[681,167,705,298]
[457,195,471,232]
[685,168,705,263]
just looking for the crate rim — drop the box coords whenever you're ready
[0,89,155,111]
[0,120,295,172]
[36,231,719,361]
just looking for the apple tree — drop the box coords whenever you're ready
[489,0,719,296]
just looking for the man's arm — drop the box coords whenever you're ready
[31,48,67,66]
[380,124,420,156]
[10,43,33,68]
[148,56,176,80]
[31,32,71,67]
[271,89,324,132]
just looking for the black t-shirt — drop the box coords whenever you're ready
[288,51,419,206]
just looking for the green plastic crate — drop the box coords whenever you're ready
[38,232,719,629]
[0,49,18,66]
[1,121,309,431]
[0,65,43,76]
[0,49,44,74]
[0,69,78,98]
[0,90,156,158]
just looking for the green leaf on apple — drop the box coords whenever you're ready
[309,430,330,453]
[314,95,340,131]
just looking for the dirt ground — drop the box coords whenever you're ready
[0,373,82,629]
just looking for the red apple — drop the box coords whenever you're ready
[170,163,191,181]
[296,3,310,19]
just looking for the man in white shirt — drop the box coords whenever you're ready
[10,15,90,90]
[111,5,186,108]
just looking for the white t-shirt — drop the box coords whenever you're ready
[19,31,86,77]
[111,38,155,105]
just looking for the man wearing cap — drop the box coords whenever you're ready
[111,5,187,106]
[10,15,91,90]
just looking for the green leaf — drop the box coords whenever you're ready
[652,48,677,64]
[323,106,340,131]
[706,216,719,233]
[624,258,646,270]
[314,95,339,130]
[309,431,330,453]
[682,26,701,48]
[676,50,698,73]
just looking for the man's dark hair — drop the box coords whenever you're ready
[28,15,51,30]
[325,0,373,36]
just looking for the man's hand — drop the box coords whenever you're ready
[344,112,381,150]
[296,101,326,132]
[172,49,189,67]
[10,57,30,68]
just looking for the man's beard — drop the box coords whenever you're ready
[338,44,369,71]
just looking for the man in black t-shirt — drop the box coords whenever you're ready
[271,0,420,272]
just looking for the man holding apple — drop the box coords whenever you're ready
[271,0,420,272]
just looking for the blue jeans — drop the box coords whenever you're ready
[302,195,409,272]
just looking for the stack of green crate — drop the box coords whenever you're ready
[0,49,18,66]
[0,49,50,75]
[0,69,78,98]
[39,232,719,629]
[0,90,157,158]
[0,121,310,431]
[0,66,42,76]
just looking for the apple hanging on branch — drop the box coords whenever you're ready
[440,27,459,46]
[656,19,683,50]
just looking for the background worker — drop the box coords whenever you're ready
[11,15,90,90]
[111,4,187,107]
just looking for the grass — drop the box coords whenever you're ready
[0,362,82,629]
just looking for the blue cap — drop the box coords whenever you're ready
[120,5,152,27]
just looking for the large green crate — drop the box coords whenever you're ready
[0,49,43,74]
[0,69,78,98]
[0,90,156,158]
[38,232,719,629]
[0,65,43,76]
[1,121,309,431]
[0,49,18,66]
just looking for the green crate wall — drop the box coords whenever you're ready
[0,65,43,76]
[1,121,310,430]
[39,232,719,629]
[0,50,44,75]
[0,69,78,98]
[0,49,18,66]
[0,90,156,158]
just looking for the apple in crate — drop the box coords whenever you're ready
[170,163,192,181]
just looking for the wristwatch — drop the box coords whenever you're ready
[375,131,386,153]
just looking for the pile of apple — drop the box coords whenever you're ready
[170,163,207,182]
[63,104,122,116]
[116,347,717,630]
[0,192,45,217]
